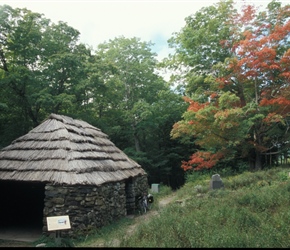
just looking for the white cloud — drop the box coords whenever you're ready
[2,0,220,59]
[2,0,289,63]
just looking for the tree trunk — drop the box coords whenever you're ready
[255,149,262,170]
[134,132,141,152]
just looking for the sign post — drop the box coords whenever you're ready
[46,215,71,246]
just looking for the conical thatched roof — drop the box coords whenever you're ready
[0,113,146,185]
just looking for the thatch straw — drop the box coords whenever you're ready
[0,114,146,185]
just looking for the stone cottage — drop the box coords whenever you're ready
[0,113,148,237]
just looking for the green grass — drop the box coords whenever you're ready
[116,166,290,248]
[35,166,290,247]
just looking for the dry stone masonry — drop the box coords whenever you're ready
[43,175,148,238]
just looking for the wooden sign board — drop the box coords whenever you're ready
[46,215,71,231]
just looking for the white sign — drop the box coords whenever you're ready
[46,215,71,231]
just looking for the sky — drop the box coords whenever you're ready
[1,0,289,62]
[0,0,228,61]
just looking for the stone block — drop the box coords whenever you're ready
[209,174,224,190]
[151,183,159,193]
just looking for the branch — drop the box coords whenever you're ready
[0,49,8,72]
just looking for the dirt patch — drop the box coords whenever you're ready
[158,193,176,207]
[0,193,177,247]
[85,193,177,247]
[0,239,34,247]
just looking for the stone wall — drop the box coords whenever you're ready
[42,175,148,237]
[125,174,148,215]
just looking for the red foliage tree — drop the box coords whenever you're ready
[171,1,290,171]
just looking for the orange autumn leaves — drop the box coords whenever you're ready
[172,2,290,171]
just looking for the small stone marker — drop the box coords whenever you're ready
[151,183,160,193]
[209,174,224,190]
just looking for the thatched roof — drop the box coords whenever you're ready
[0,113,146,185]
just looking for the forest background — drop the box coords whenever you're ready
[0,0,289,189]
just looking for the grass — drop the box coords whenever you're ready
[33,166,290,247]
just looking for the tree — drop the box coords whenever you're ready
[92,37,189,188]
[165,0,236,96]
[93,36,168,150]
[0,5,192,188]
[126,90,189,188]
[0,5,92,146]
[170,0,290,171]
[0,5,51,143]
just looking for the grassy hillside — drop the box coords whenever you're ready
[36,165,290,247]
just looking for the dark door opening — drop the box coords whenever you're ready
[125,177,135,215]
[0,181,45,228]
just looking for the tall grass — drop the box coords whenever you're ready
[121,167,290,247]
[72,166,290,248]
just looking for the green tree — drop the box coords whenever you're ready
[0,5,91,146]
[0,5,191,188]
[0,5,50,144]
[92,37,189,188]
[93,36,168,149]
[165,0,236,96]
[38,22,91,116]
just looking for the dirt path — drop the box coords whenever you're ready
[0,193,177,248]
[85,192,177,247]
[0,239,34,248]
